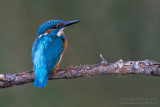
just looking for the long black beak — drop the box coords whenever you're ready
[59,20,81,28]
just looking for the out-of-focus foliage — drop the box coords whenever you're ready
[0,0,160,107]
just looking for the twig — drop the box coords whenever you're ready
[0,54,160,88]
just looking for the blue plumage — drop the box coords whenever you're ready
[32,20,81,88]
[37,20,63,36]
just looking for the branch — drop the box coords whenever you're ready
[0,55,160,88]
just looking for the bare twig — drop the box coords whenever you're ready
[0,55,160,88]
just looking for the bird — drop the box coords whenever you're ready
[32,20,81,88]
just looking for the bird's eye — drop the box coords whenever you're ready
[51,23,62,29]
[51,26,56,29]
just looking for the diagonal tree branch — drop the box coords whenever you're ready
[0,55,160,88]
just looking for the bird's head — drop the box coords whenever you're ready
[38,20,81,38]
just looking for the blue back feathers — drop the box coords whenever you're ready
[32,20,66,88]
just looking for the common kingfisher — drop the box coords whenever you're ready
[32,20,81,88]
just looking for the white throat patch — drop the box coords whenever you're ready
[39,33,48,38]
[57,28,64,37]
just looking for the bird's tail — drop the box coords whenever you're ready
[34,68,49,88]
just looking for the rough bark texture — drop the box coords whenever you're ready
[0,55,160,88]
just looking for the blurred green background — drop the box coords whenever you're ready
[0,0,160,107]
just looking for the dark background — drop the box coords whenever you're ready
[0,0,160,107]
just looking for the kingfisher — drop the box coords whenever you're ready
[32,20,81,88]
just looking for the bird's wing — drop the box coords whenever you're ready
[44,36,64,73]
[32,35,64,73]
[32,35,64,88]
[31,38,40,60]
[52,37,67,73]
